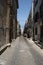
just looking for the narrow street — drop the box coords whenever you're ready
[0,0,43,65]
[0,36,43,65]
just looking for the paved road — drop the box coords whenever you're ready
[0,36,43,65]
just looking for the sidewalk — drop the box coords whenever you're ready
[0,43,11,55]
[27,37,43,49]
[0,37,18,55]
[0,37,19,65]
[26,38,43,54]
[0,37,19,55]
[34,41,43,49]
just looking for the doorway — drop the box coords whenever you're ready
[40,25,43,43]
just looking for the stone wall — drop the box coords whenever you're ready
[0,0,7,47]
[0,0,18,47]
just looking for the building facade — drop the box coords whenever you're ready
[0,0,7,47]
[23,10,32,38]
[32,0,43,45]
[0,0,18,47]
[17,22,21,36]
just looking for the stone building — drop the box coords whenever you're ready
[27,10,32,37]
[12,0,19,39]
[0,0,7,47]
[17,22,21,36]
[23,10,32,38]
[32,0,43,45]
[0,0,18,47]
[23,22,28,37]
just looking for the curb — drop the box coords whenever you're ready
[0,43,11,55]
[34,41,43,49]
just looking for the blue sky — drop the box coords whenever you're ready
[17,0,32,31]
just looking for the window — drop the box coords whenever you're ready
[35,28,37,35]
[35,12,39,22]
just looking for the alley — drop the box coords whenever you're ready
[0,36,43,65]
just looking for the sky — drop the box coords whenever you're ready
[17,0,32,31]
